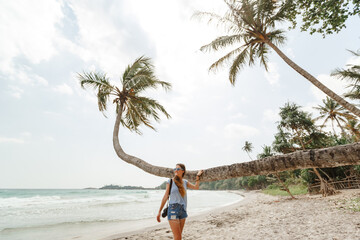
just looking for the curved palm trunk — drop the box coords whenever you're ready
[113,107,174,178]
[113,107,360,181]
[266,41,360,118]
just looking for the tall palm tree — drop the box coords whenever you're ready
[314,97,355,135]
[242,141,254,160]
[79,59,360,182]
[195,0,360,118]
[332,50,360,101]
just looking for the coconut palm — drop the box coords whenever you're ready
[195,0,360,118]
[242,141,254,160]
[257,145,273,159]
[332,50,360,101]
[314,97,355,136]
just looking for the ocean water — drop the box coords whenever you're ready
[0,189,243,240]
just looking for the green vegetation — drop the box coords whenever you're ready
[284,0,360,37]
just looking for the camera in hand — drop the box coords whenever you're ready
[162,207,168,218]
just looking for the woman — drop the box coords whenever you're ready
[157,163,203,240]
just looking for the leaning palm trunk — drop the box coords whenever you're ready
[266,41,360,118]
[113,108,360,182]
[113,106,174,178]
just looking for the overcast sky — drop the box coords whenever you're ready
[1,0,359,189]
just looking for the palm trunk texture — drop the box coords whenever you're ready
[266,41,360,118]
[113,110,360,182]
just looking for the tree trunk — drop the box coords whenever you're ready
[334,118,346,136]
[266,41,360,118]
[113,106,360,181]
[275,172,295,199]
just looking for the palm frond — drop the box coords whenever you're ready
[209,45,244,72]
[192,11,238,31]
[200,34,243,52]
[122,56,153,86]
[78,72,114,113]
[229,46,250,85]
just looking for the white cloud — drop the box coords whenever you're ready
[0,0,63,66]
[224,123,260,139]
[21,132,32,137]
[8,85,24,99]
[0,137,24,144]
[264,62,280,85]
[53,83,73,95]
[263,109,280,123]
[230,112,245,120]
[43,136,55,142]
[205,125,217,134]
[286,48,295,59]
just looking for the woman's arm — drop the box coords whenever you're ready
[187,170,204,190]
[156,183,170,222]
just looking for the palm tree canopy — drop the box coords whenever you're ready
[257,145,274,159]
[78,56,172,134]
[313,97,355,129]
[332,50,360,101]
[195,0,290,84]
[278,102,314,133]
[242,141,253,152]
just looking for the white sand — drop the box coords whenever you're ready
[103,189,360,240]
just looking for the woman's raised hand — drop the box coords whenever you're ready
[197,170,204,177]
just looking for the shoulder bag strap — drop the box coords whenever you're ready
[166,179,172,206]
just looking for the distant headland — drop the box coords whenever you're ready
[84,184,157,190]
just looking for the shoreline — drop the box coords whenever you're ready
[102,189,360,240]
[101,190,252,240]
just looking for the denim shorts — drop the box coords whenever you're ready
[167,203,188,220]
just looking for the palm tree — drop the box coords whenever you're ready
[195,0,360,118]
[332,50,360,101]
[79,56,175,175]
[344,119,360,141]
[314,97,355,136]
[242,141,254,160]
[257,145,273,159]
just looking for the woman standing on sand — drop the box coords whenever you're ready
[157,164,203,240]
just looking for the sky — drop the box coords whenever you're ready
[0,0,359,189]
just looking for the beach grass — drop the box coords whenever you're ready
[262,184,308,196]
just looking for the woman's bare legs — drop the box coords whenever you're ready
[179,218,186,234]
[169,220,182,240]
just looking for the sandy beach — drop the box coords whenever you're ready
[103,189,360,240]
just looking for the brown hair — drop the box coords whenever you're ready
[174,163,186,197]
